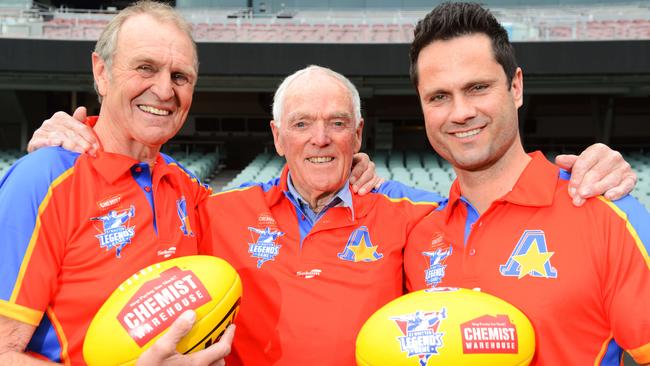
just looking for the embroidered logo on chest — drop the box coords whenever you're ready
[337,225,383,263]
[499,230,558,279]
[90,205,136,258]
[176,196,194,237]
[248,227,284,268]
[422,232,453,287]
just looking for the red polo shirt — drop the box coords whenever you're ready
[404,152,650,365]
[0,145,210,364]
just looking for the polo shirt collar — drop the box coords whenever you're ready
[445,151,559,222]
[285,170,355,221]
[90,149,168,184]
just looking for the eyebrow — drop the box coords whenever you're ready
[284,110,354,123]
[131,56,196,76]
[423,78,499,96]
[285,112,313,122]
[330,112,353,119]
[461,78,497,90]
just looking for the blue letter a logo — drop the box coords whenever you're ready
[499,230,558,279]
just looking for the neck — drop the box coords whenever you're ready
[290,180,344,214]
[455,141,531,215]
[94,116,159,165]
[297,187,339,214]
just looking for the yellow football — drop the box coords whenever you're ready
[83,255,241,366]
[356,287,535,366]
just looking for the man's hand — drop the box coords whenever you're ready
[27,107,100,156]
[555,143,637,206]
[136,310,235,366]
[350,152,384,195]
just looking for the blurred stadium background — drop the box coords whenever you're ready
[0,0,649,202]
[0,0,648,364]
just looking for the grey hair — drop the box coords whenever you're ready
[93,0,198,102]
[272,65,362,127]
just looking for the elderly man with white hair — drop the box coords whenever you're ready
[197,65,443,365]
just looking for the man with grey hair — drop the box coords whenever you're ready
[0,1,233,364]
[197,64,443,365]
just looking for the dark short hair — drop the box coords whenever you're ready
[409,2,517,90]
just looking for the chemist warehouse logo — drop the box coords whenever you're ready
[118,266,211,346]
[391,308,447,366]
[90,205,136,258]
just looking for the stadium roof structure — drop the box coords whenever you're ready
[0,3,649,96]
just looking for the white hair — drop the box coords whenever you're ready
[272,65,362,127]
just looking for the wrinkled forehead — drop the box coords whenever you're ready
[282,73,355,120]
[117,14,198,71]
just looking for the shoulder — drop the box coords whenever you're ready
[590,195,650,240]
[160,153,199,178]
[160,153,211,189]
[216,177,282,196]
[372,180,445,207]
[0,148,81,224]
[1,147,80,190]
[205,179,279,204]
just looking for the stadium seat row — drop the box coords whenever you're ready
[216,150,650,210]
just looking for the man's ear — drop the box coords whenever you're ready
[92,52,109,98]
[511,67,524,108]
[353,118,364,153]
[270,120,284,156]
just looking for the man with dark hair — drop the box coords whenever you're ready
[404,3,650,365]
[409,2,518,90]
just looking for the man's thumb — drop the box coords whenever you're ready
[72,106,87,122]
[164,310,196,344]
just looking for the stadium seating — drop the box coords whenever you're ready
[0,150,24,179]
[168,151,221,183]
[211,150,650,211]
[221,152,285,190]
[9,4,648,42]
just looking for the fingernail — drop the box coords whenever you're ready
[359,188,366,195]
[568,187,576,196]
[573,197,584,206]
[180,310,196,323]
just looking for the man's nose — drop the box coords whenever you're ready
[310,123,332,146]
[150,73,175,101]
[449,95,478,124]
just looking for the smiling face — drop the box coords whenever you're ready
[416,33,523,172]
[271,71,363,202]
[93,13,197,153]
